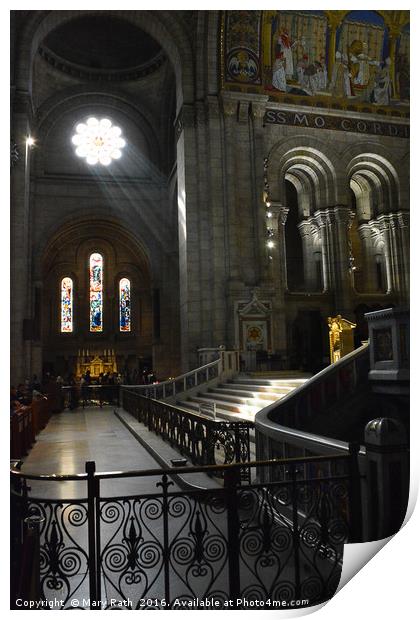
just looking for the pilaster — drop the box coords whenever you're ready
[11,107,33,384]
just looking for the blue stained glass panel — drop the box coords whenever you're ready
[90,253,103,332]
[61,277,73,332]
[119,278,131,332]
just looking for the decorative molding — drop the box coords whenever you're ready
[237,289,271,318]
[38,45,167,82]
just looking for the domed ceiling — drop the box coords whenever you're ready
[39,15,164,80]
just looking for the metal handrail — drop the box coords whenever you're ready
[270,343,369,414]
[10,453,354,483]
[121,389,252,479]
[125,358,221,389]
[11,450,360,610]
[256,343,370,430]
[122,388,253,425]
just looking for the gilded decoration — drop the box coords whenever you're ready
[328,315,356,364]
[222,10,409,112]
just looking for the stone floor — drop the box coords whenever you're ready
[15,405,339,610]
[20,406,179,499]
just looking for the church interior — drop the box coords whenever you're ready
[10,10,410,611]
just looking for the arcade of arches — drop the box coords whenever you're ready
[11,10,409,384]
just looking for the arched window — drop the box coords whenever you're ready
[61,277,73,332]
[119,278,131,332]
[89,253,103,332]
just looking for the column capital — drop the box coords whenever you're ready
[375,213,400,231]
[358,222,373,240]
[397,211,410,228]
[251,99,269,128]
[269,203,289,225]
[313,209,330,227]
[297,219,313,237]
[328,206,354,227]
[220,94,237,117]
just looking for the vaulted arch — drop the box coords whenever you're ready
[14,10,194,110]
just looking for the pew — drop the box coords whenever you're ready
[10,396,53,459]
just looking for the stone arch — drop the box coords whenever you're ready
[347,152,400,216]
[38,216,153,284]
[41,216,155,377]
[14,10,194,111]
[345,148,400,295]
[267,136,342,211]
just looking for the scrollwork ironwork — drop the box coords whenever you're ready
[25,500,89,609]
[12,455,354,609]
[121,390,252,479]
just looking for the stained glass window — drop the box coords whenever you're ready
[72,117,126,166]
[119,278,131,332]
[89,253,103,332]
[61,277,73,333]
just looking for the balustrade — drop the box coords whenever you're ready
[121,388,252,479]
[11,454,359,610]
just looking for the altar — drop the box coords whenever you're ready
[76,349,117,378]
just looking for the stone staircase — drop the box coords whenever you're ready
[177,372,311,424]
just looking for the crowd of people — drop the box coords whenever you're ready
[11,366,160,416]
[10,375,48,418]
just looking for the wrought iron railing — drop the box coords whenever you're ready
[121,389,252,479]
[11,453,361,610]
[124,358,222,400]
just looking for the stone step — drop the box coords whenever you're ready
[225,382,296,394]
[176,400,257,433]
[209,386,286,401]
[233,376,308,387]
[245,371,311,379]
[202,390,278,408]
[190,395,261,415]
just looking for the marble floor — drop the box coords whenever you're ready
[20,406,179,499]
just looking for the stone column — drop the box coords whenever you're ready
[314,210,331,293]
[327,206,354,315]
[358,223,376,293]
[11,99,33,384]
[268,204,289,354]
[227,97,257,286]
[297,219,319,292]
[250,97,270,284]
[220,94,241,283]
[270,203,289,291]
[176,104,202,371]
[397,212,409,301]
[380,212,410,303]
[375,214,399,297]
